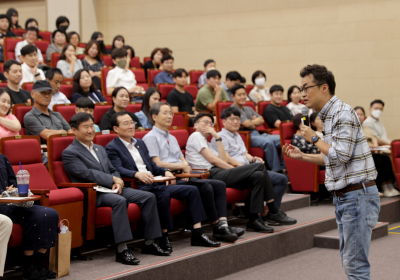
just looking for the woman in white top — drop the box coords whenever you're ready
[56,43,83,78]
[286,85,308,115]
[248,70,270,103]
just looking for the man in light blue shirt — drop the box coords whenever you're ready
[153,55,174,86]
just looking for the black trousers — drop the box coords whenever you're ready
[177,178,227,222]
[209,163,276,214]
[372,153,395,189]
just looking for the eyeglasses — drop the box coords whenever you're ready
[161,111,174,116]
[227,117,241,122]
[121,121,137,127]
[198,120,214,126]
[300,84,324,94]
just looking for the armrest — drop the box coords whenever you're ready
[30,189,50,194]
[192,169,209,171]
[57,183,97,188]
[131,93,145,98]
[175,172,210,178]
[122,177,136,182]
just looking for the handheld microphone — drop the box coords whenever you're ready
[301,107,310,126]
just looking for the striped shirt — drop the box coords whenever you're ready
[319,96,377,191]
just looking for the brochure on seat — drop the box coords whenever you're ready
[93,186,118,193]
[153,176,175,181]
[0,197,32,200]
[370,145,390,151]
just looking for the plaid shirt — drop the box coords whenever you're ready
[319,96,377,191]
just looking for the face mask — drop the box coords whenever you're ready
[371,109,382,119]
[117,59,126,68]
[255,77,265,86]
[59,25,68,32]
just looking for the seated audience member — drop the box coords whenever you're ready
[71,69,106,103]
[15,27,44,64]
[91,31,108,54]
[197,59,216,89]
[110,35,125,54]
[0,214,12,277]
[286,85,308,115]
[143,48,163,75]
[220,71,242,101]
[263,85,293,128]
[24,80,72,144]
[143,103,244,241]
[63,113,168,264]
[355,106,399,197]
[106,48,144,96]
[25,18,42,39]
[19,44,45,87]
[75,97,100,132]
[363,99,391,145]
[100,87,142,131]
[57,43,83,78]
[56,16,69,32]
[107,111,223,248]
[240,76,246,85]
[195,70,230,113]
[0,14,17,62]
[4,60,33,104]
[45,29,66,62]
[82,40,105,90]
[135,87,161,129]
[46,68,70,110]
[0,72,6,81]
[0,154,58,279]
[6,8,21,29]
[185,113,293,232]
[161,48,172,56]
[213,107,294,220]
[123,45,135,61]
[67,31,84,55]
[248,71,269,103]
[230,85,285,172]
[153,55,174,86]
[291,113,319,154]
[310,111,323,139]
[0,88,21,137]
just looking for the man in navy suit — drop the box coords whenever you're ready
[106,111,226,251]
[62,113,169,266]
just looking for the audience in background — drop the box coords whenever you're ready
[220,71,242,101]
[100,87,142,131]
[153,55,174,86]
[143,48,163,75]
[240,76,246,85]
[310,111,323,139]
[15,27,44,64]
[19,44,45,87]
[123,45,135,61]
[363,99,391,145]
[55,16,69,32]
[82,40,104,90]
[286,85,307,115]
[56,43,83,78]
[195,70,229,113]
[4,60,33,104]
[71,69,105,103]
[25,18,43,39]
[67,31,84,55]
[91,31,108,54]
[291,113,319,154]
[135,87,161,129]
[0,14,16,62]
[75,97,100,132]
[46,29,67,62]
[46,67,70,110]
[110,35,125,53]
[161,48,172,56]
[6,8,20,29]
[263,85,293,128]
[0,88,21,138]
[248,70,269,103]
[197,59,215,88]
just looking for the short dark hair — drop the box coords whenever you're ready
[111,48,127,60]
[84,40,102,59]
[206,70,221,79]
[0,14,7,20]
[110,111,131,128]
[354,106,365,115]
[310,111,319,131]
[287,85,301,103]
[52,29,66,40]
[150,102,171,123]
[251,70,266,84]
[20,44,37,56]
[150,48,162,60]
[221,107,241,120]
[173,68,188,78]
[370,99,384,108]
[0,88,13,115]
[56,16,69,28]
[72,69,97,96]
[25,26,38,36]
[270,85,284,95]
[59,43,75,60]
[204,59,215,68]
[240,76,246,84]
[300,64,336,95]
[76,97,95,110]
[66,31,80,43]
[70,112,94,129]
[3,59,20,73]
[193,112,213,124]
[25,18,38,30]
[46,68,63,80]
[161,55,174,63]
[226,71,241,82]
[292,113,303,130]
[231,84,246,96]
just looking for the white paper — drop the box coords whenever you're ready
[153,176,175,180]
[93,186,118,193]
[0,197,31,200]
[370,146,390,151]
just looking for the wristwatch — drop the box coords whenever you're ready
[311,135,320,145]
[165,168,171,172]
[215,138,222,142]
[34,73,40,77]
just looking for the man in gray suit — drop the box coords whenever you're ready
[62,113,170,266]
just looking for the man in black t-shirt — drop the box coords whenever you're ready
[3,60,33,104]
[0,14,17,62]
[263,85,293,128]
[167,68,197,126]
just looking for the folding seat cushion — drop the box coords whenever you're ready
[189,70,203,85]
[184,84,198,99]
[53,104,76,123]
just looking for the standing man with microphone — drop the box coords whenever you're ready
[283,64,379,280]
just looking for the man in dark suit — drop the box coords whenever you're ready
[106,111,225,252]
[62,113,169,266]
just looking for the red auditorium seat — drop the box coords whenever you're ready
[0,82,7,87]
[125,103,142,114]
[0,63,4,73]
[185,84,198,100]
[12,103,33,135]
[53,104,76,123]
[170,129,189,156]
[157,83,175,101]
[93,103,112,125]
[39,31,52,42]
[101,67,148,96]
[106,45,112,51]
[143,57,151,64]
[130,57,141,68]
[23,82,73,100]
[245,85,254,94]
[257,101,280,134]
[102,55,113,67]
[171,112,189,130]
[78,43,86,49]
[391,140,400,184]
[147,69,162,87]
[4,38,23,61]
[35,40,50,62]
[189,70,203,86]
[11,28,25,37]
[279,122,324,192]
[0,135,84,248]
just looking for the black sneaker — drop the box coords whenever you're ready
[264,210,297,225]
[246,219,274,233]
[22,265,46,280]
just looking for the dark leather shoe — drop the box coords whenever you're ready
[228,226,245,238]
[265,210,297,225]
[158,235,173,253]
[260,215,279,226]
[116,249,140,265]
[247,219,274,233]
[213,226,238,242]
[191,234,221,247]
[141,242,170,256]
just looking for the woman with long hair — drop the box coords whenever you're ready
[135,87,161,129]
[71,69,105,103]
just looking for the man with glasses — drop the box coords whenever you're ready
[283,64,379,280]
[263,85,293,128]
[106,110,222,251]
[143,102,244,243]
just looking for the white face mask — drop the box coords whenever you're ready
[255,77,265,87]
[371,109,382,119]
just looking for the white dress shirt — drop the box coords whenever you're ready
[78,141,100,163]
[106,67,137,89]
[48,91,71,110]
[20,62,45,87]
[15,40,44,63]
[119,137,148,172]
